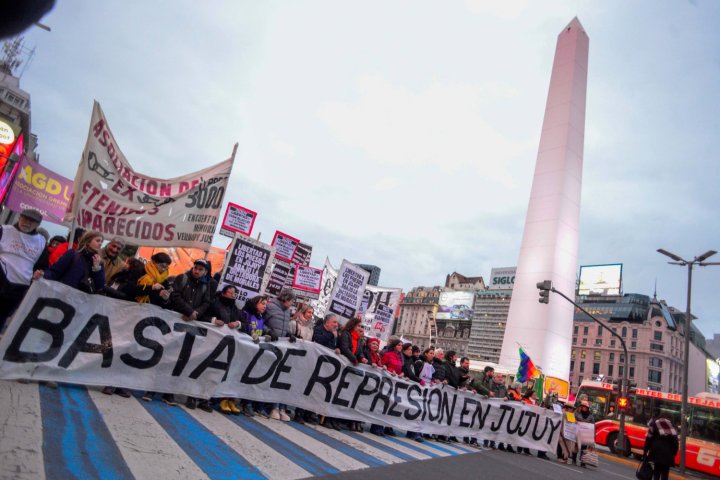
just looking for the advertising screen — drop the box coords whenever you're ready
[436,290,475,320]
[578,264,622,296]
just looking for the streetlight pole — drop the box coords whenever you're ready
[656,249,718,474]
[540,283,631,457]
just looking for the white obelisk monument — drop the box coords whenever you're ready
[499,18,589,381]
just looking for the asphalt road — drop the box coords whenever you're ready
[321,448,649,480]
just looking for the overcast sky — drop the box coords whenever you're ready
[15,0,720,338]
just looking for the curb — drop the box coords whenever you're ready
[597,452,692,480]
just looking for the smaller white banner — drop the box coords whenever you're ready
[328,259,369,322]
[292,265,323,294]
[271,231,300,263]
[220,202,256,238]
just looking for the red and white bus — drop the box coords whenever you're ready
[576,380,720,476]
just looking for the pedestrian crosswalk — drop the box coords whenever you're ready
[0,380,479,479]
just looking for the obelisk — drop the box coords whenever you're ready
[499,18,589,381]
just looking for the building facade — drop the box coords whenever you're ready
[569,293,709,394]
[394,286,441,350]
[467,289,512,363]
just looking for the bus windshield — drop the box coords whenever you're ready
[577,386,613,420]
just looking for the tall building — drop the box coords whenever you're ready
[569,293,711,394]
[468,289,512,363]
[394,286,441,349]
[356,264,381,286]
[500,18,589,380]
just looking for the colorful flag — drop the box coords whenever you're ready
[516,347,540,383]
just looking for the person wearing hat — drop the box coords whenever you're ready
[0,208,47,330]
[169,257,217,412]
[101,237,126,284]
[575,399,595,466]
[121,252,173,306]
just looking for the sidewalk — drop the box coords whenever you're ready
[597,451,706,480]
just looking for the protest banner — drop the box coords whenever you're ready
[359,286,403,343]
[64,101,235,250]
[266,260,292,297]
[219,235,275,302]
[271,230,300,263]
[219,202,256,238]
[0,279,562,451]
[5,156,73,225]
[292,265,323,294]
[291,242,313,266]
[311,257,338,318]
[328,259,370,322]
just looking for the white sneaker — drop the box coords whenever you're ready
[279,410,291,422]
[270,408,281,420]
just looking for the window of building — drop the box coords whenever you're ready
[632,329,638,339]
[580,361,585,372]
[654,331,662,341]
[572,350,577,360]
[650,357,663,368]
[631,341,637,349]
[573,338,577,345]
[570,360,575,371]
[609,353,615,362]
[650,343,664,352]
[574,326,578,335]
[622,327,627,337]
[629,367,635,378]
[582,338,587,345]
[592,363,600,375]
[578,376,584,384]
[619,365,624,376]
[595,339,602,346]
[583,326,589,335]
[608,364,614,376]
[597,326,603,336]
[620,354,625,363]
[630,355,636,364]
[594,351,601,361]
[610,340,616,347]
[581,350,587,360]
[648,370,662,384]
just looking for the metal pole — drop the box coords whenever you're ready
[679,263,692,474]
[550,286,630,457]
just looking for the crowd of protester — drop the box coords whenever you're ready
[1,208,606,463]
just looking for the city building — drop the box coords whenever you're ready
[706,333,720,359]
[394,286,441,349]
[569,292,712,394]
[445,272,485,290]
[356,264,381,286]
[468,289,512,363]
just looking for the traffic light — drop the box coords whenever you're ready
[536,280,552,304]
[618,397,629,412]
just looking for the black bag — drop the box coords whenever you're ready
[636,459,653,480]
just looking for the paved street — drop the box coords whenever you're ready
[0,380,707,480]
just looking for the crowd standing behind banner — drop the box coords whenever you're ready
[1,208,576,467]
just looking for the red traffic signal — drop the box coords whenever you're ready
[618,397,629,411]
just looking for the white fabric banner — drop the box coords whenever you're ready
[311,257,337,318]
[359,286,403,343]
[0,280,561,451]
[328,259,369,322]
[65,101,234,249]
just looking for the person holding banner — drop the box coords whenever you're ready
[239,294,277,418]
[337,318,368,432]
[0,208,47,331]
[401,342,425,442]
[100,237,126,284]
[120,253,173,305]
[265,288,296,338]
[44,231,106,294]
[288,303,314,342]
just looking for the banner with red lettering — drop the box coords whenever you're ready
[65,101,235,249]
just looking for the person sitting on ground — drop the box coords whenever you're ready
[45,230,105,294]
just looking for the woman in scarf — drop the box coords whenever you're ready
[289,303,314,342]
[337,318,368,431]
[121,252,173,305]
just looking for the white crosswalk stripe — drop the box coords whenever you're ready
[0,381,45,480]
[88,389,210,480]
[304,424,405,464]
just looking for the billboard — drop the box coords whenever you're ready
[488,267,516,290]
[578,264,622,296]
[708,359,720,394]
[436,290,475,320]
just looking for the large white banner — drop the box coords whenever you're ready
[312,257,337,318]
[328,259,370,322]
[65,102,234,249]
[0,280,561,450]
[359,286,403,343]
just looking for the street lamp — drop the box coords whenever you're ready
[656,249,718,474]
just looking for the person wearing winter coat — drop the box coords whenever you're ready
[288,303,314,342]
[643,411,679,480]
[417,348,436,385]
[265,288,296,337]
[119,253,172,306]
[45,231,105,294]
[382,338,404,375]
[169,259,217,323]
[401,342,425,442]
[312,314,343,430]
[337,318,368,366]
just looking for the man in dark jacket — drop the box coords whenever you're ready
[433,350,461,388]
[170,259,217,322]
[265,288,296,337]
[313,314,339,351]
[401,343,425,442]
[169,259,217,411]
[643,411,679,480]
